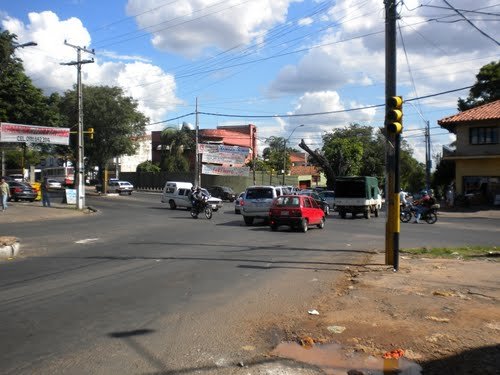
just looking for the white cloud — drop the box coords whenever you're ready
[2,11,182,125]
[126,0,292,58]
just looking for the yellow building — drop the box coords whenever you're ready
[438,100,500,205]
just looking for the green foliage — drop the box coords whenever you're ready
[458,60,500,111]
[323,137,363,176]
[159,124,194,172]
[321,124,385,181]
[137,160,160,173]
[262,136,287,172]
[58,85,148,180]
[432,154,455,194]
[401,246,498,260]
[4,147,42,169]
[400,140,426,192]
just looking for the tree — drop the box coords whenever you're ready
[323,137,363,176]
[159,124,195,172]
[400,140,426,193]
[458,60,500,111]
[0,30,66,172]
[137,160,160,173]
[58,85,148,182]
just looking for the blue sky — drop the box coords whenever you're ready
[1,0,499,163]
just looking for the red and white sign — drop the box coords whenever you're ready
[202,164,250,176]
[0,122,70,145]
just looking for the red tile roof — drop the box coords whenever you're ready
[290,165,320,175]
[438,100,500,125]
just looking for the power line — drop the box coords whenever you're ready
[441,0,499,46]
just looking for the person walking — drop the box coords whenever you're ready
[0,177,11,212]
[41,178,51,207]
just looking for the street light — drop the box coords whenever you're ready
[282,124,304,185]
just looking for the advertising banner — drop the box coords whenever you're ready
[0,123,70,145]
[198,144,250,155]
[202,164,250,176]
[202,152,247,165]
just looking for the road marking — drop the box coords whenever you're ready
[75,238,100,244]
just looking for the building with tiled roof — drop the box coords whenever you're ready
[438,100,500,204]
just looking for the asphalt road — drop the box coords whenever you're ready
[0,192,498,374]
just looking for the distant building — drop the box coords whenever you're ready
[151,124,257,166]
[119,134,152,172]
[438,100,500,204]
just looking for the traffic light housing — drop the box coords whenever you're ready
[88,127,94,140]
[386,96,403,134]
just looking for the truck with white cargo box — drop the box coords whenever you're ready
[334,176,382,219]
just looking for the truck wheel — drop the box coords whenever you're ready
[169,200,177,210]
[340,210,346,219]
[374,208,379,217]
[364,210,370,219]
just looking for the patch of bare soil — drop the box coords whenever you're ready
[263,253,500,374]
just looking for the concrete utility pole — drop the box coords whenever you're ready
[425,120,431,191]
[194,97,200,187]
[61,41,94,210]
[384,0,401,271]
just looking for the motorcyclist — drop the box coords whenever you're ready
[413,190,435,223]
[192,186,208,212]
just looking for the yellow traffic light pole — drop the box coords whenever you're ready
[385,0,401,271]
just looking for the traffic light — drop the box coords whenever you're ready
[386,96,403,134]
[88,127,94,140]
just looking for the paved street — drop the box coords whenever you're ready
[0,191,498,374]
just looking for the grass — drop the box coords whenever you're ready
[401,246,499,260]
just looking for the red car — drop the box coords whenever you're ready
[268,195,326,232]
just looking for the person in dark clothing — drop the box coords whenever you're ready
[41,178,51,207]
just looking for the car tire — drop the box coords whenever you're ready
[128,192,132,195]
[243,216,254,226]
[317,217,325,229]
[301,219,308,233]
[169,200,177,210]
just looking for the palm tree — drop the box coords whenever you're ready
[159,124,195,172]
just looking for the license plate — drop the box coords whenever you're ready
[280,211,289,216]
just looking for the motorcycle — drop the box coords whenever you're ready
[400,203,439,224]
[190,197,213,219]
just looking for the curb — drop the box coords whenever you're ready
[0,237,20,259]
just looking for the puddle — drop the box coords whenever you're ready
[271,342,422,375]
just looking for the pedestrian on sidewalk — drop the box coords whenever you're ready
[0,177,11,211]
[41,178,51,207]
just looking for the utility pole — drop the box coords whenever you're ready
[425,120,431,191]
[194,97,200,187]
[384,0,401,271]
[61,41,94,210]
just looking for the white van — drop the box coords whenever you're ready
[161,181,223,211]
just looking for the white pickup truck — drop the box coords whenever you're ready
[161,181,222,211]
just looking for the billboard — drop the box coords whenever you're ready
[0,123,70,145]
[202,164,250,176]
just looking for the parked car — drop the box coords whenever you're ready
[268,194,326,232]
[298,190,330,215]
[242,185,288,225]
[319,190,335,209]
[8,181,37,202]
[46,179,62,189]
[207,186,236,202]
[107,180,134,195]
[234,192,245,214]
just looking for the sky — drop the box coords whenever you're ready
[1,0,499,164]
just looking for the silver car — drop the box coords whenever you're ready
[242,186,285,225]
[234,192,245,214]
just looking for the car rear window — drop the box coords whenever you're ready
[275,196,300,207]
[246,188,274,199]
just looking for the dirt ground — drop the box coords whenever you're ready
[263,252,500,374]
